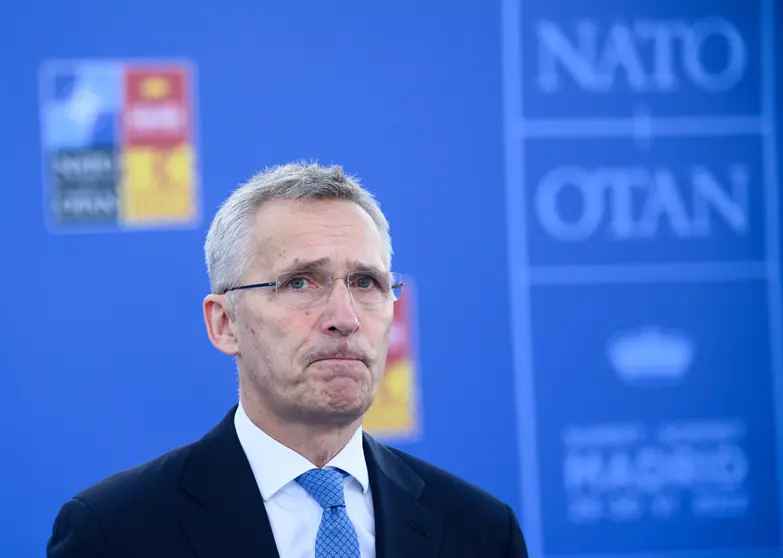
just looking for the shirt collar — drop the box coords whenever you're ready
[234,401,370,501]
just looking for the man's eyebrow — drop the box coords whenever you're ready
[275,258,386,276]
[345,260,387,276]
[276,257,331,275]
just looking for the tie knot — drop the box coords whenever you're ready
[296,468,348,509]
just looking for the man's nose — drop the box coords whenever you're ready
[321,279,360,335]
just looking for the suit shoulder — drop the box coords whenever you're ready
[386,446,510,511]
[70,439,196,513]
[380,445,526,555]
[47,440,200,556]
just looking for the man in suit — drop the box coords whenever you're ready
[47,162,528,557]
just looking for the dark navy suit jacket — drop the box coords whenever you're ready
[47,405,528,557]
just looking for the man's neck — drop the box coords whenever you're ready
[239,393,362,468]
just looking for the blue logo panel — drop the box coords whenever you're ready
[39,61,123,228]
[519,0,762,120]
[41,61,121,150]
[530,280,779,555]
[523,135,765,266]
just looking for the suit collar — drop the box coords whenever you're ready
[234,400,370,498]
[175,405,441,558]
[177,405,280,558]
[363,433,443,558]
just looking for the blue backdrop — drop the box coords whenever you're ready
[2,1,781,557]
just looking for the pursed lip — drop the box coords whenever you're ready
[309,357,367,379]
[316,356,363,361]
[310,354,366,364]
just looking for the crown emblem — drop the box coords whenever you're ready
[606,326,694,383]
[139,76,171,100]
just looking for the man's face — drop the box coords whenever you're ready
[229,198,394,426]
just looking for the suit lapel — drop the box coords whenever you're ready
[177,406,280,558]
[364,434,442,558]
[173,406,442,558]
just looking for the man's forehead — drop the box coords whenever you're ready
[252,199,379,240]
[248,200,386,273]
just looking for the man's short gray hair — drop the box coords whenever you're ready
[204,161,393,295]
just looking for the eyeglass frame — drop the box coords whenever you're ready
[220,270,405,306]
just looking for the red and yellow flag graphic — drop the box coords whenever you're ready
[364,282,420,440]
[120,67,197,225]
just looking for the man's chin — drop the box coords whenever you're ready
[296,406,366,427]
[302,392,373,425]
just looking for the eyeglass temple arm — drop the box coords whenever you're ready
[222,281,277,294]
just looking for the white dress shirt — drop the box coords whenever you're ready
[234,401,376,558]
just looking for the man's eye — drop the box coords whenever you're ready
[288,276,310,289]
[353,275,378,289]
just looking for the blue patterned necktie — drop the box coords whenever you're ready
[296,468,361,557]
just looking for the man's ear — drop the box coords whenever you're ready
[203,294,240,356]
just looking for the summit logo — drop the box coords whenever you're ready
[606,326,695,386]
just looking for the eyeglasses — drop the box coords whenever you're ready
[223,269,404,310]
